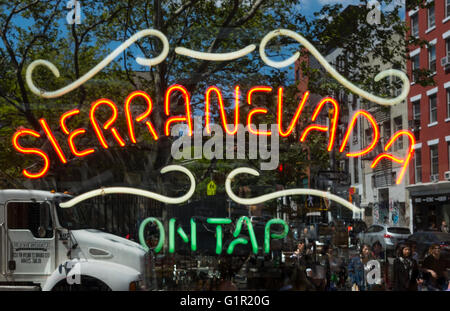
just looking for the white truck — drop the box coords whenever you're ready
[0,189,153,291]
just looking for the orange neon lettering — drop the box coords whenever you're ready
[164,85,192,136]
[300,97,339,151]
[247,108,271,136]
[90,99,126,149]
[339,110,379,157]
[124,90,158,143]
[12,129,50,179]
[300,125,328,142]
[278,88,309,137]
[205,86,240,135]
[39,119,67,164]
[60,109,80,135]
[247,86,272,106]
[68,129,95,157]
[371,130,415,184]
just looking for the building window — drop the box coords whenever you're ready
[446,38,450,58]
[428,45,436,73]
[352,119,358,144]
[415,148,422,183]
[429,94,437,123]
[411,54,420,82]
[430,145,439,176]
[353,157,359,184]
[447,89,450,119]
[448,142,450,171]
[411,13,419,37]
[413,100,421,124]
[383,121,391,139]
[365,128,373,147]
[447,0,450,18]
[428,2,435,29]
[394,116,403,150]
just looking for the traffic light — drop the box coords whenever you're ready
[278,163,283,172]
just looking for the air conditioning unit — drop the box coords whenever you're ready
[430,174,439,182]
[445,171,450,181]
[441,56,450,70]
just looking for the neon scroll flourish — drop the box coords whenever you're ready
[26,29,408,106]
[226,167,362,214]
[58,165,195,208]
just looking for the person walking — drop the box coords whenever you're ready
[440,220,449,233]
[290,239,312,267]
[421,244,448,290]
[392,243,420,291]
[347,244,373,291]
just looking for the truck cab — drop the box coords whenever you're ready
[0,189,152,291]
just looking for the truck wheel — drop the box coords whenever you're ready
[52,275,111,291]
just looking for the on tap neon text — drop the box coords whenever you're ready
[138,216,289,255]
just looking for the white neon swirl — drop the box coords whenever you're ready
[226,167,362,213]
[175,44,256,61]
[26,29,169,99]
[259,29,410,106]
[59,165,195,208]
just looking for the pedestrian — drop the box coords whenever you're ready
[428,222,437,231]
[409,241,420,262]
[421,244,448,290]
[440,220,449,233]
[300,227,310,246]
[372,241,385,260]
[347,244,373,291]
[290,239,311,267]
[392,243,420,291]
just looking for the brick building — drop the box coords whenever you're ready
[406,0,450,231]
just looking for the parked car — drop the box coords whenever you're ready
[400,231,450,265]
[356,224,411,254]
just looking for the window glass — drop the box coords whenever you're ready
[411,14,419,37]
[447,0,450,18]
[411,54,420,82]
[428,3,435,28]
[7,202,53,238]
[387,227,410,234]
[428,45,436,73]
[447,89,450,119]
[429,94,437,123]
[415,148,422,183]
[430,145,439,176]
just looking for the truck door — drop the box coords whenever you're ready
[5,201,56,277]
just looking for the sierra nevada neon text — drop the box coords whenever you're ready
[12,84,415,183]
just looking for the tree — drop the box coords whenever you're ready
[0,0,311,195]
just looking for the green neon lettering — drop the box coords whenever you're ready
[227,238,248,254]
[169,218,189,253]
[207,218,231,254]
[227,216,258,254]
[264,219,289,253]
[190,218,197,251]
[139,217,164,253]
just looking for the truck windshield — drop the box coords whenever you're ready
[55,201,95,230]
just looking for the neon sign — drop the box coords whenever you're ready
[58,165,363,253]
[12,85,415,184]
[16,27,416,256]
[17,28,413,183]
